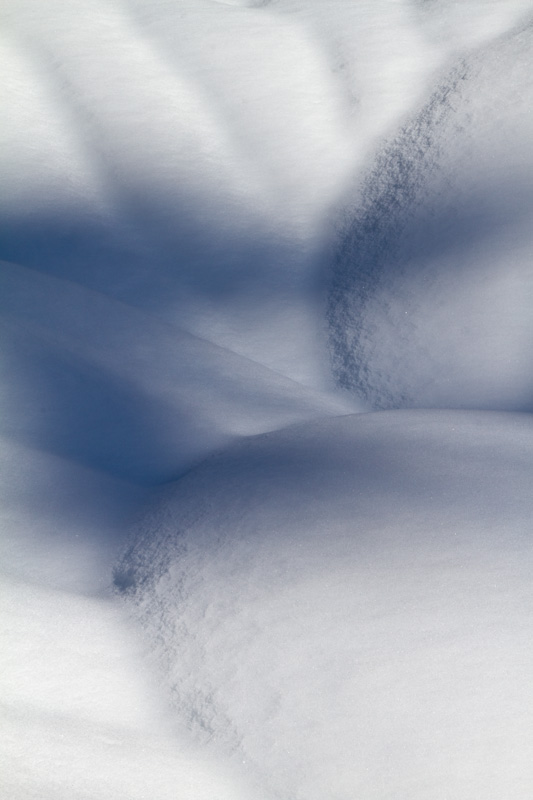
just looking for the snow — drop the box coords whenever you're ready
[1,575,263,800]
[116,410,533,799]
[0,260,357,484]
[2,0,533,797]
[328,19,533,410]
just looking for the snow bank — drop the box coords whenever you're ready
[5,0,526,391]
[329,19,533,411]
[0,433,265,800]
[116,409,533,799]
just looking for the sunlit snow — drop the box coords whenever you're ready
[2,1,533,798]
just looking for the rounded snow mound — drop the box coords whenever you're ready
[116,410,533,800]
[328,22,533,411]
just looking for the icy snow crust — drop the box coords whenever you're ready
[2,0,533,798]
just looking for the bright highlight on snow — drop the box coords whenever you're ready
[1,0,533,798]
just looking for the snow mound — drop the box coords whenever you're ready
[116,409,533,800]
[328,20,533,411]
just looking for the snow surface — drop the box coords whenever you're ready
[2,0,533,797]
[328,19,533,410]
[117,410,533,799]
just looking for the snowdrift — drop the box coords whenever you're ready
[3,1,533,798]
[329,21,533,411]
[116,409,533,800]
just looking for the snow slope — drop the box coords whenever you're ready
[0,432,272,799]
[1,573,265,800]
[329,17,533,410]
[116,410,533,800]
[2,0,533,798]
[1,259,358,485]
